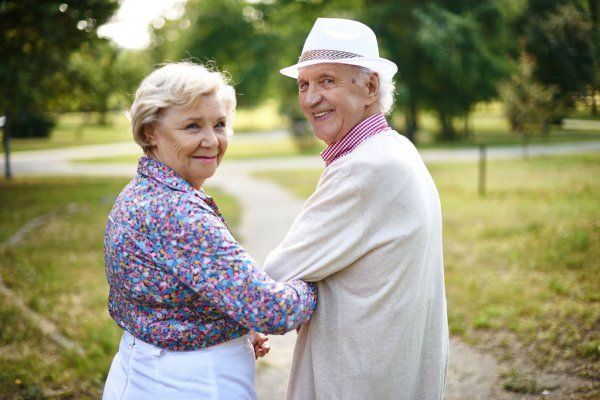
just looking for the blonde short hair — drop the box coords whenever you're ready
[130,62,236,152]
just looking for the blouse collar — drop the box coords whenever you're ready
[137,156,195,193]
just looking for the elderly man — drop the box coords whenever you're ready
[263,18,449,400]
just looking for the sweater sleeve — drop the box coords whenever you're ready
[263,170,368,282]
[158,201,317,335]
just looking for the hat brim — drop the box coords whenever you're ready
[280,57,398,81]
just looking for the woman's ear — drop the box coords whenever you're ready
[142,123,159,147]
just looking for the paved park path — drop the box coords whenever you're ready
[2,136,599,399]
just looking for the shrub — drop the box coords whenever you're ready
[8,113,55,139]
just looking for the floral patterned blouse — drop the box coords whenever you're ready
[104,157,317,351]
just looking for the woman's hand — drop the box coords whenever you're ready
[250,331,270,360]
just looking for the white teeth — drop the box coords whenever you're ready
[313,110,331,118]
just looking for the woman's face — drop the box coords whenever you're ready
[147,94,229,190]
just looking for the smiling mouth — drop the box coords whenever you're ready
[313,110,333,119]
[192,155,218,160]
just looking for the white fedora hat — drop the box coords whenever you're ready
[280,18,398,80]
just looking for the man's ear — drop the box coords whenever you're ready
[365,73,380,106]
[142,123,159,147]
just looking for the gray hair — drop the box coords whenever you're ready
[355,66,395,115]
[130,62,236,153]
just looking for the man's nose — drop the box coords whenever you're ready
[302,87,322,106]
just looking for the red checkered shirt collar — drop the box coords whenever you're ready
[320,113,391,166]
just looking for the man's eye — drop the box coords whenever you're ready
[298,82,308,91]
[186,123,199,129]
[322,78,334,84]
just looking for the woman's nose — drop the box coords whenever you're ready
[201,129,219,147]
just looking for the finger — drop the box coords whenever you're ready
[256,334,268,344]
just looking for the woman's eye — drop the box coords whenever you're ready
[215,121,226,128]
[185,123,199,129]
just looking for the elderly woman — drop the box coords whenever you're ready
[102,62,317,400]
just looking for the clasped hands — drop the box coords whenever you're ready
[251,325,303,359]
[250,331,270,360]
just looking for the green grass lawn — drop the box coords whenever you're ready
[0,177,239,399]
[393,103,600,147]
[2,102,287,153]
[75,136,325,164]
[254,153,600,397]
[3,112,132,153]
[4,102,599,156]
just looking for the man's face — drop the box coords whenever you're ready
[297,63,373,145]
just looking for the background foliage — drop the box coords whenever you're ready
[0,0,120,138]
[1,0,598,142]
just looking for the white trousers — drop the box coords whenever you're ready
[103,331,257,400]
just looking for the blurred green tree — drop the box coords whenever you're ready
[151,0,277,107]
[365,0,510,141]
[362,0,427,142]
[0,0,118,177]
[589,0,599,115]
[0,1,119,132]
[63,41,119,124]
[521,0,597,115]
[500,55,557,139]
[60,41,151,124]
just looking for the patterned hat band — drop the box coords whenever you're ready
[298,49,362,63]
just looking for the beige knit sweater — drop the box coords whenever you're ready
[264,130,449,400]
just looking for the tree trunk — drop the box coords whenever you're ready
[438,110,456,141]
[404,101,418,143]
[588,0,598,116]
[463,116,471,141]
[98,111,109,126]
[97,99,111,126]
[3,114,12,179]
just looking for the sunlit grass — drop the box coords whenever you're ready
[393,102,600,146]
[0,177,240,398]
[254,153,600,393]
[233,100,287,132]
[226,136,324,159]
[75,135,325,164]
[3,103,286,154]
[4,102,599,155]
[3,112,132,153]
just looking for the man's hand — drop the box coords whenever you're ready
[250,331,270,360]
